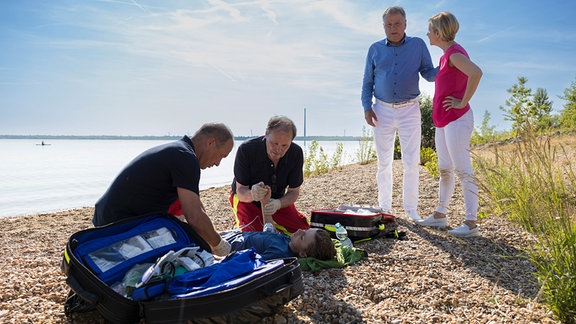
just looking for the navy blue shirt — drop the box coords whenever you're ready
[231,136,304,201]
[361,36,437,110]
[93,136,200,226]
[222,231,294,261]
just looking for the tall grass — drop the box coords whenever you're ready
[474,125,576,323]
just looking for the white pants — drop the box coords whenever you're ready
[372,99,421,211]
[434,109,478,220]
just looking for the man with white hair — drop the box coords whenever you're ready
[361,6,437,222]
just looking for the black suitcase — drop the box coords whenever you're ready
[310,205,395,240]
[61,213,304,323]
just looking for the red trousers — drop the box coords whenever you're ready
[168,199,183,216]
[229,192,310,235]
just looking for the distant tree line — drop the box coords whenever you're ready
[473,76,576,142]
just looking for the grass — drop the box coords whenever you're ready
[473,126,576,323]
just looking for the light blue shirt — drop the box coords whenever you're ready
[222,231,293,261]
[361,35,437,111]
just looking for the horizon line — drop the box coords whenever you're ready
[0,134,366,141]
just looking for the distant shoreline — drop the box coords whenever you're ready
[0,134,365,141]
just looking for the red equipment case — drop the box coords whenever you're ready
[310,205,395,240]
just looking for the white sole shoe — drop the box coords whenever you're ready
[448,224,479,237]
[417,215,448,228]
[405,210,421,221]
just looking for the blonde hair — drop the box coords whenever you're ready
[429,12,459,42]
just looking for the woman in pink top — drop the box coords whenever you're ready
[417,12,483,237]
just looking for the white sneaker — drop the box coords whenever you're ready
[405,210,421,221]
[417,215,448,228]
[448,224,479,237]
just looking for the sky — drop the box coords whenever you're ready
[1,0,575,137]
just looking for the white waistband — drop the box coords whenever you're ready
[375,98,417,108]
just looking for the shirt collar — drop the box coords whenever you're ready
[182,135,195,151]
[385,34,407,47]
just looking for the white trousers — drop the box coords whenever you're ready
[434,109,478,220]
[372,99,421,211]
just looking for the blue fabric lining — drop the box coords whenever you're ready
[73,215,195,284]
[168,249,284,298]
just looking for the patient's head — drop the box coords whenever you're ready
[289,228,336,260]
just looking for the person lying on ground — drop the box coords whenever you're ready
[221,228,336,261]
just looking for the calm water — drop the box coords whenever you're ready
[0,139,361,218]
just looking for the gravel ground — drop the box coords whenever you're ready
[0,160,559,323]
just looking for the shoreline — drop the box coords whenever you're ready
[0,161,558,323]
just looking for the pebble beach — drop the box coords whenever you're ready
[0,160,559,323]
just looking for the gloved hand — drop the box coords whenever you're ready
[211,238,231,257]
[263,199,281,216]
[263,222,276,233]
[250,183,268,201]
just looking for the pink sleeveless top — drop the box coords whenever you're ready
[433,43,470,128]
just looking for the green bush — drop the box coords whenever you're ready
[420,147,436,166]
[304,140,344,177]
[419,95,435,149]
[420,147,439,178]
[330,142,344,169]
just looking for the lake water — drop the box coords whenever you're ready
[0,139,363,218]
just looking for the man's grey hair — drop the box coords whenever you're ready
[266,116,297,140]
[383,6,406,19]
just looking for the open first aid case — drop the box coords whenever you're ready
[61,213,303,323]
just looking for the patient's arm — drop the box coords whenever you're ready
[261,186,272,225]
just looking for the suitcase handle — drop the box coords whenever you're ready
[66,275,100,306]
[264,283,291,297]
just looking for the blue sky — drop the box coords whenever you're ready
[1,0,575,137]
